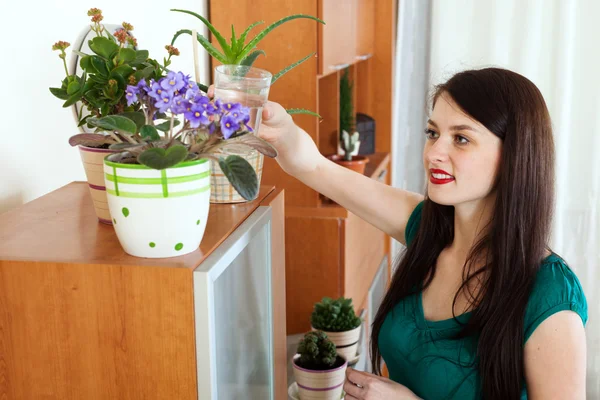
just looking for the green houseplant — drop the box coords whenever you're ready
[170,10,324,203]
[292,331,347,400]
[50,8,190,224]
[100,70,275,258]
[326,68,368,174]
[50,8,277,257]
[310,297,362,365]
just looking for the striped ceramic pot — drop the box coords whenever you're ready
[292,354,347,400]
[79,145,117,224]
[103,158,210,258]
[312,326,361,363]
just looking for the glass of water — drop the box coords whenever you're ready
[214,65,272,135]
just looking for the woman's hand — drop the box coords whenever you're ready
[207,85,324,178]
[344,368,423,400]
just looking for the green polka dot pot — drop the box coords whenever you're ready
[103,157,211,258]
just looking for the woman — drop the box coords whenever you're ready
[211,67,588,399]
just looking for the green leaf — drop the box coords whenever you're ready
[170,9,233,60]
[77,115,93,127]
[88,36,119,59]
[111,64,134,78]
[88,115,137,135]
[49,87,69,100]
[135,50,149,61]
[67,81,81,95]
[240,50,266,67]
[80,55,95,73]
[134,65,156,81]
[271,53,315,84]
[218,155,259,200]
[155,119,181,132]
[63,92,82,107]
[171,29,228,64]
[91,56,109,77]
[88,74,107,85]
[231,25,237,51]
[236,14,325,63]
[286,108,322,118]
[119,112,145,131]
[237,21,264,54]
[196,82,209,93]
[140,125,160,141]
[138,145,188,170]
[116,47,136,63]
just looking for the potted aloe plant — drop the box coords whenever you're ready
[327,68,368,174]
[292,330,347,400]
[50,8,167,224]
[170,10,323,203]
[310,297,362,365]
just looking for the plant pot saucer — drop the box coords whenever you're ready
[346,353,360,366]
[288,382,345,400]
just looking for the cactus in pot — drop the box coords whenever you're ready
[292,331,347,400]
[310,297,362,364]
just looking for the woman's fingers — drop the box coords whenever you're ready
[207,84,214,98]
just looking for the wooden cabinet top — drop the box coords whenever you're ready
[0,182,275,269]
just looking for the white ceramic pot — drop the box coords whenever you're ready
[292,354,347,400]
[312,326,361,363]
[103,158,210,258]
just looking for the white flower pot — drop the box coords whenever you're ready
[103,158,211,258]
[292,354,347,400]
[312,326,362,363]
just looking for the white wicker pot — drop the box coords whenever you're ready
[103,158,210,258]
[312,326,361,363]
[292,354,347,400]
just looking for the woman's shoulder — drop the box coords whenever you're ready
[524,254,588,343]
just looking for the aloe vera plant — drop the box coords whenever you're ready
[171,9,324,117]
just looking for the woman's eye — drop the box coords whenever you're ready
[424,128,438,139]
[455,135,469,145]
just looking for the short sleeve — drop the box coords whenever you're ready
[405,201,424,247]
[523,257,588,343]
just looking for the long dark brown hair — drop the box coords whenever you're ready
[370,68,555,399]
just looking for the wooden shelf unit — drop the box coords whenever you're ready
[209,0,396,334]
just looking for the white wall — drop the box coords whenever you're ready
[0,1,208,214]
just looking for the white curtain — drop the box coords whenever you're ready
[425,0,599,396]
[392,0,599,396]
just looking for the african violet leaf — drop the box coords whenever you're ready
[137,145,188,170]
[88,115,137,135]
[218,155,258,200]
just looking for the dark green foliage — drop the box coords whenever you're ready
[296,330,337,370]
[310,297,361,332]
[339,67,354,137]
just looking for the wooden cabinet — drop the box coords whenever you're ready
[318,0,357,75]
[209,0,396,334]
[356,0,375,59]
[0,183,287,400]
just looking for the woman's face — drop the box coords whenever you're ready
[423,93,502,208]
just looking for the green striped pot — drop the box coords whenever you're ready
[103,158,210,258]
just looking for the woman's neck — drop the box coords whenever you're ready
[450,195,496,258]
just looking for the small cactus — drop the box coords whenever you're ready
[297,330,338,370]
[311,296,362,332]
[341,130,360,161]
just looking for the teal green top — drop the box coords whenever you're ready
[379,202,588,399]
